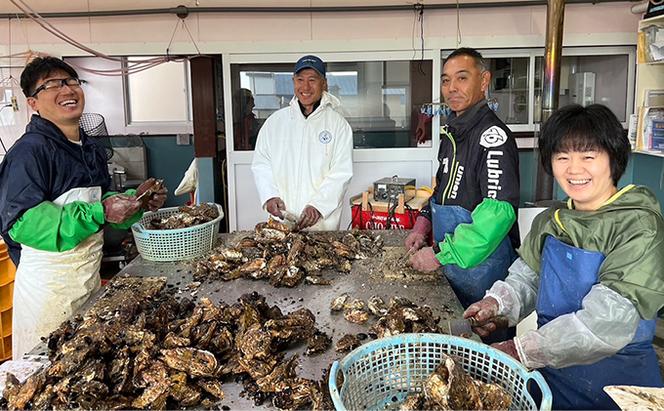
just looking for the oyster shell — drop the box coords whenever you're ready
[367,295,388,317]
[305,330,332,356]
[160,348,218,377]
[424,355,482,410]
[343,308,369,324]
[335,334,361,353]
[330,293,350,311]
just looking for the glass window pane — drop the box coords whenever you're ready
[127,59,190,123]
[535,54,629,122]
[487,57,530,124]
[230,60,432,151]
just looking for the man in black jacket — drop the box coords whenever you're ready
[406,48,520,340]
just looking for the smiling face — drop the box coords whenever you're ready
[441,55,490,116]
[552,149,617,211]
[293,68,326,115]
[26,69,85,129]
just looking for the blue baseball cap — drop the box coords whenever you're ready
[294,55,326,77]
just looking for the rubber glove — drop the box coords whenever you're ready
[464,297,501,337]
[404,216,431,252]
[265,197,285,219]
[298,205,322,230]
[491,340,520,362]
[409,246,441,272]
[103,194,141,224]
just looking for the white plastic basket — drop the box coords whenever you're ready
[131,203,223,262]
[329,333,551,411]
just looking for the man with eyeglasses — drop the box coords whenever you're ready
[405,47,520,344]
[0,56,167,359]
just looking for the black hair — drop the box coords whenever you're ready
[444,47,488,72]
[538,104,629,185]
[20,56,79,97]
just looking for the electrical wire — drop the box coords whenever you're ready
[456,0,462,47]
[8,0,203,77]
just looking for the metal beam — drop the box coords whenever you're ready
[1,0,638,19]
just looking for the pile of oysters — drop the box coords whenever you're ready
[401,354,512,410]
[195,219,383,287]
[147,203,220,230]
[1,277,332,410]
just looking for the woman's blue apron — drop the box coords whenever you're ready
[536,236,663,410]
[431,201,517,343]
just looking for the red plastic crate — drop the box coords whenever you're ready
[350,205,420,230]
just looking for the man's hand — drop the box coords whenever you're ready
[136,178,167,212]
[265,197,285,219]
[491,340,520,362]
[464,297,500,337]
[103,195,141,224]
[297,205,321,230]
[409,247,441,272]
[404,216,431,251]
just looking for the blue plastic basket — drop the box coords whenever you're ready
[329,333,551,411]
[131,203,223,262]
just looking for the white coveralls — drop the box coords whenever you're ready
[251,92,353,230]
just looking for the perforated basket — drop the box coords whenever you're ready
[329,333,551,411]
[131,203,223,262]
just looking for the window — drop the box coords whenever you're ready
[534,54,630,123]
[125,58,192,124]
[230,60,432,150]
[442,47,635,133]
[488,57,530,125]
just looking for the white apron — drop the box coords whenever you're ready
[12,187,103,359]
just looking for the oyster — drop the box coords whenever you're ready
[400,393,425,410]
[344,298,366,311]
[237,323,274,360]
[476,380,512,410]
[330,293,350,311]
[160,348,218,377]
[335,334,361,353]
[343,308,369,324]
[305,330,332,356]
[367,295,388,317]
[265,308,315,341]
[424,355,482,410]
[304,275,331,285]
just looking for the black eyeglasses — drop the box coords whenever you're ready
[30,77,86,98]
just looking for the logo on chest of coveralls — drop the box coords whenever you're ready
[319,130,333,144]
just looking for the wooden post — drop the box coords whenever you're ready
[397,194,405,214]
[361,191,369,211]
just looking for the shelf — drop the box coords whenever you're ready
[634,149,664,158]
[639,15,664,27]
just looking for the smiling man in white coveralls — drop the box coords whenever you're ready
[251,55,353,230]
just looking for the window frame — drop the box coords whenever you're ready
[122,57,194,134]
[442,46,636,133]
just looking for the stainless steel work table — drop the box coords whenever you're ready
[110,230,467,409]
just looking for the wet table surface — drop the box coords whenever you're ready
[50,230,467,410]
